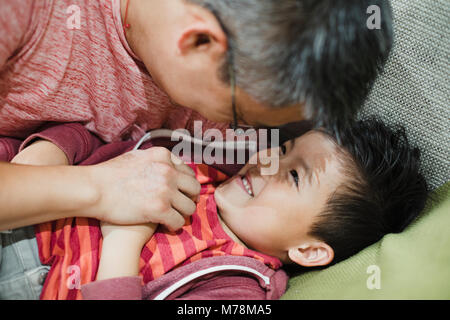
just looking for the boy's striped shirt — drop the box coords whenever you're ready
[35,164,282,300]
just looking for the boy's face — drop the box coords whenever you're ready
[214,131,345,264]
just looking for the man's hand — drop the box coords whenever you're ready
[0,144,199,233]
[87,147,200,231]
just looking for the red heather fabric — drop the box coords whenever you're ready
[0,0,228,142]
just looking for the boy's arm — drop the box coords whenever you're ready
[96,222,158,280]
[12,123,104,166]
[81,244,144,300]
[12,140,69,166]
[82,223,158,300]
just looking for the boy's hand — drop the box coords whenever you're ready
[11,140,69,166]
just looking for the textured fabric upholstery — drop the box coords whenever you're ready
[360,0,449,190]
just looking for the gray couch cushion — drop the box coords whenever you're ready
[360,0,449,190]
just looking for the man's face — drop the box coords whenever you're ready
[125,0,306,128]
[214,131,346,261]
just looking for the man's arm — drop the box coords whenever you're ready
[0,123,103,230]
[0,162,99,230]
[0,147,200,231]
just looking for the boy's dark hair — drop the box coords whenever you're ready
[187,0,394,129]
[308,118,428,266]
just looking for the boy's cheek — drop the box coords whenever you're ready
[239,205,278,231]
[235,213,282,255]
[215,178,251,207]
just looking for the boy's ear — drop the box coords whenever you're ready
[288,242,334,267]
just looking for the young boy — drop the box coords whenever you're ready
[0,119,427,300]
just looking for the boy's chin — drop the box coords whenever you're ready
[214,185,246,219]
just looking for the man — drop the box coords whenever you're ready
[0,0,393,230]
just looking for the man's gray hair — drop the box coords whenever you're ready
[188,0,393,129]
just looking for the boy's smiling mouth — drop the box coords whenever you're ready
[237,172,254,197]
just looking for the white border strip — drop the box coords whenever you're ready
[153,265,270,300]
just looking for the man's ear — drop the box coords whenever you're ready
[177,7,227,57]
[288,242,334,267]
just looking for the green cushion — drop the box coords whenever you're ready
[281,183,450,300]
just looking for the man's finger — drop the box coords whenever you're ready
[176,172,201,197]
[170,153,196,177]
[144,147,195,177]
[171,191,197,217]
[161,208,186,232]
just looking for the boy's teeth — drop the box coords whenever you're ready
[242,176,254,196]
